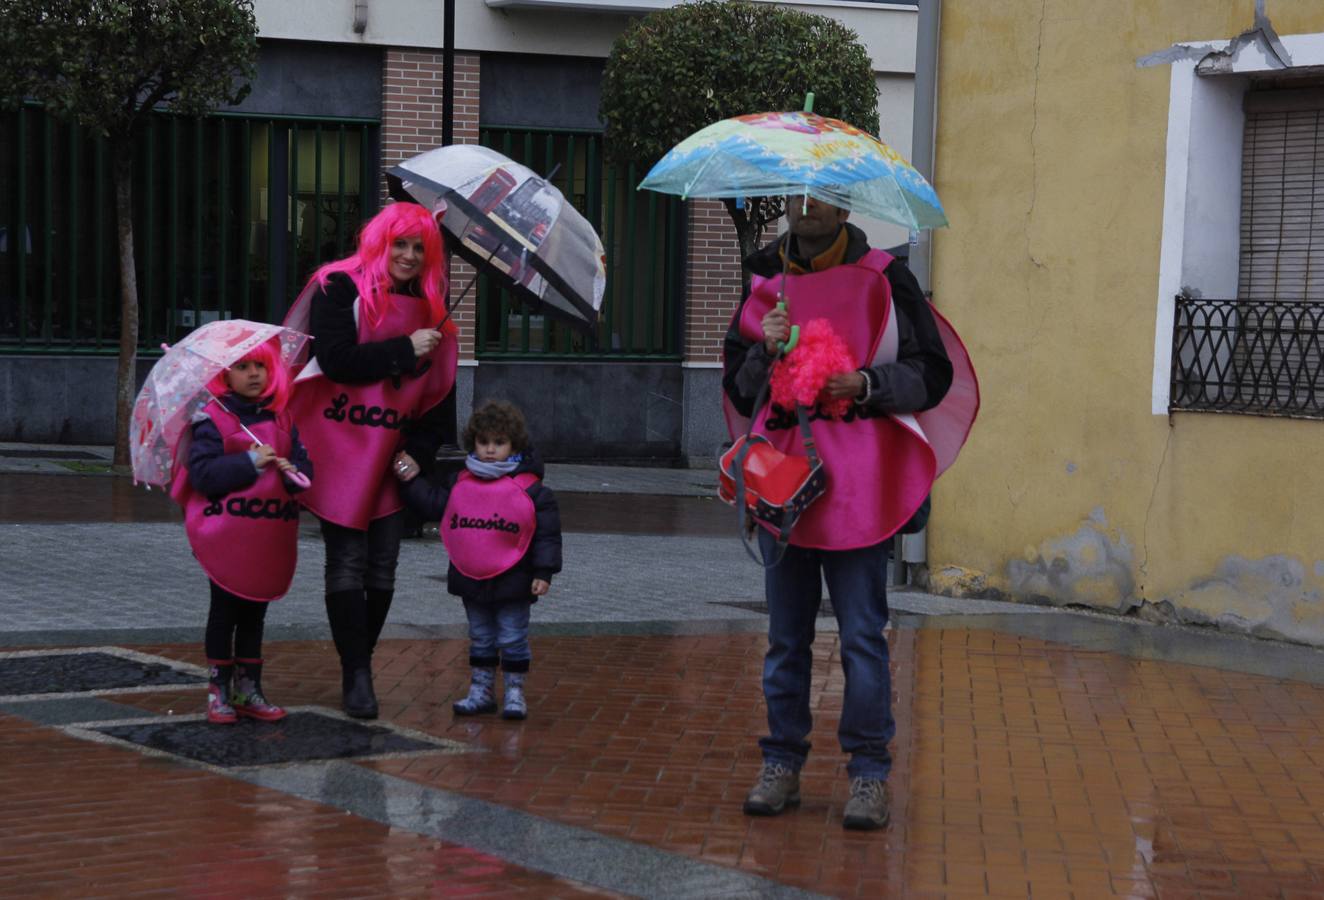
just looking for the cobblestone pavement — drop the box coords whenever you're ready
[4,453,1324,897]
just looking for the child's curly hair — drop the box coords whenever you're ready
[462,400,529,453]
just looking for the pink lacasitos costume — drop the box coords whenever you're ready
[727,249,978,549]
[440,471,540,579]
[287,292,456,530]
[172,401,299,602]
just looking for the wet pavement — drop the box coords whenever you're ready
[0,470,732,534]
[4,448,1324,897]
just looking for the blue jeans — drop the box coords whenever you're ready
[463,599,531,672]
[758,530,894,780]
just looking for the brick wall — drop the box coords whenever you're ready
[381,50,480,359]
[684,200,745,363]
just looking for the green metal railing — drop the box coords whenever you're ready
[1,104,379,354]
[475,126,684,359]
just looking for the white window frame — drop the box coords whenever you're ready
[1151,30,1324,415]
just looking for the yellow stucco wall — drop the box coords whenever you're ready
[928,1,1324,644]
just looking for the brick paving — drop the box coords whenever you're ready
[0,713,610,898]
[5,462,1324,896]
[5,627,1322,897]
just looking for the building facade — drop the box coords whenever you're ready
[925,1,1324,646]
[0,0,920,464]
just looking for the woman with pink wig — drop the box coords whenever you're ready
[284,202,458,719]
[175,336,314,724]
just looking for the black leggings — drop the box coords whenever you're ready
[204,581,271,661]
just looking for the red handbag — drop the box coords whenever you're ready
[718,403,825,565]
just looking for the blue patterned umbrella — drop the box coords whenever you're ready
[639,110,947,230]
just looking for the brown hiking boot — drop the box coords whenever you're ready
[742,762,801,816]
[842,777,890,830]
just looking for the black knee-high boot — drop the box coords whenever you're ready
[366,588,394,654]
[324,589,377,719]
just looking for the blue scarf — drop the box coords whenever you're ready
[465,453,522,480]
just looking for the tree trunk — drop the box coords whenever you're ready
[112,145,139,470]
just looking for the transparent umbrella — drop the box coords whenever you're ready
[387,144,606,335]
[129,319,309,487]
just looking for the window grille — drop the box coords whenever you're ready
[476,126,684,359]
[1170,295,1324,418]
[0,104,378,353]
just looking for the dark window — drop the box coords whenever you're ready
[0,105,378,353]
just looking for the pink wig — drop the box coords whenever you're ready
[306,202,452,334]
[770,318,857,419]
[208,338,293,413]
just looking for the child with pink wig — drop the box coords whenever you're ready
[283,201,458,719]
[179,336,314,724]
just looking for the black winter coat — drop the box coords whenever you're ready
[187,393,313,499]
[402,446,562,603]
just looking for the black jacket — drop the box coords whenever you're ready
[187,394,314,499]
[402,446,563,603]
[308,271,451,472]
[722,223,953,418]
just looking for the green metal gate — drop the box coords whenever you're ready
[476,126,684,359]
[1,104,379,354]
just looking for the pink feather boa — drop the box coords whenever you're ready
[769,318,857,418]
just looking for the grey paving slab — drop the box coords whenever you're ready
[237,760,826,900]
[543,462,717,497]
[0,695,155,725]
[0,521,770,633]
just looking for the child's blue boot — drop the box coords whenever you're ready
[453,666,496,716]
[501,671,527,721]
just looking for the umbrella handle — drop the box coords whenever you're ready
[775,250,799,354]
[775,297,799,354]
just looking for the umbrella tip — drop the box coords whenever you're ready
[803,92,815,113]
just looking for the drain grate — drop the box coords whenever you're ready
[89,710,459,767]
[0,650,203,699]
[0,449,104,460]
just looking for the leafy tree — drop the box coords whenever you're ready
[0,0,258,468]
[600,0,879,265]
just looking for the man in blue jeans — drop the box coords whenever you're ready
[722,197,952,829]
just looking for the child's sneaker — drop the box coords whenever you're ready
[501,671,527,720]
[453,667,497,715]
[206,661,237,725]
[232,659,287,722]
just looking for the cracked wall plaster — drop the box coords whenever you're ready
[1006,508,1138,613]
[1165,555,1324,645]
